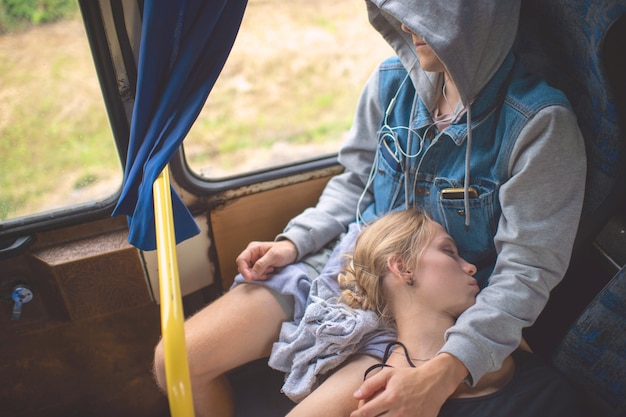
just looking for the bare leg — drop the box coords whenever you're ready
[286,355,379,417]
[153,283,288,417]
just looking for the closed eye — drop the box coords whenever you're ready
[441,245,457,257]
[436,236,460,257]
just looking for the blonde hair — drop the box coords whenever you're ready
[338,209,434,322]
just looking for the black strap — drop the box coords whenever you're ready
[363,341,417,380]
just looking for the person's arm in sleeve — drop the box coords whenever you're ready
[440,105,587,384]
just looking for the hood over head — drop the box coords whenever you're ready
[366,0,521,111]
[366,0,521,229]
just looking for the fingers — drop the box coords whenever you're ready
[351,392,387,417]
[235,240,297,281]
[236,242,269,281]
[349,371,391,417]
[353,369,389,400]
[353,358,459,417]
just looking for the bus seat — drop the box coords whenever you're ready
[514,0,626,353]
[515,0,626,248]
[552,264,626,417]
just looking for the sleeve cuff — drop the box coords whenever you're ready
[438,334,497,387]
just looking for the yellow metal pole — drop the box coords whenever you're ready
[153,165,195,417]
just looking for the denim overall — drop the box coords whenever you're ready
[360,53,572,286]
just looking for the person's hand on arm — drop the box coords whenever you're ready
[351,353,468,417]
[235,240,298,281]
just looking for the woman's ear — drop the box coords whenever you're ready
[387,255,403,277]
[387,256,413,281]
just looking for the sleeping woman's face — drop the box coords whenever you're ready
[410,222,479,318]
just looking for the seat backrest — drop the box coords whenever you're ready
[514,0,626,249]
[552,265,626,416]
[514,2,626,407]
[515,0,626,354]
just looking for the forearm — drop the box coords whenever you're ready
[432,353,470,391]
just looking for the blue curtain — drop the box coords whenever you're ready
[112,0,248,250]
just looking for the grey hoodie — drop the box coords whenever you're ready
[369,0,524,230]
[367,0,520,111]
[279,0,586,384]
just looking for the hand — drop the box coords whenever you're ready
[351,354,468,417]
[235,240,298,281]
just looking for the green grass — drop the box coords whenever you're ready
[183,0,392,177]
[1,0,393,219]
[0,18,121,219]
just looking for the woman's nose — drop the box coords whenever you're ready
[463,260,477,276]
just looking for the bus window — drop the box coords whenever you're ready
[0,1,122,222]
[184,0,393,179]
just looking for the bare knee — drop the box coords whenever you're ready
[152,283,287,414]
[153,338,167,392]
[153,332,222,392]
